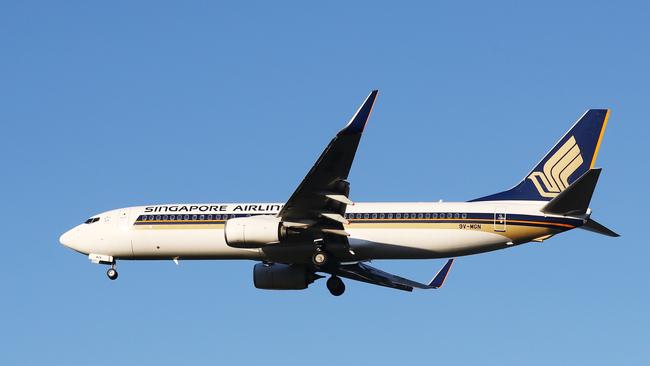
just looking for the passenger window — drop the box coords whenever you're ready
[192,214,198,220]
[371,213,377,219]
[223,214,228,220]
[169,215,175,220]
[417,213,423,219]
[462,213,467,219]
[199,214,205,220]
[364,213,369,219]
[379,213,385,219]
[447,213,453,219]
[410,213,416,219]
[207,214,213,220]
[216,214,221,220]
[387,213,393,219]
[432,213,438,219]
[425,213,431,219]
[162,215,167,221]
[155,215,161,220]
[454,213,459,219]
[396,213,401,219]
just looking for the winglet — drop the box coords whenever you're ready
[428,259,454,289]
[338,90,379,135]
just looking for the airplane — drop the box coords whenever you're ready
[59,90,618,296]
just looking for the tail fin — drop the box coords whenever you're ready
[472,109,611,202]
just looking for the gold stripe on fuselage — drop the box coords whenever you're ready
[132,219,572,244]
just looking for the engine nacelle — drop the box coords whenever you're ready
[224,215,282,248]
[253,263,312,290]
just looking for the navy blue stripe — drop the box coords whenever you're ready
[134,212,581,228]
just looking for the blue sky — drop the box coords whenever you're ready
[1,1,648,364]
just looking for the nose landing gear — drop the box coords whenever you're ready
[106,263,118,280]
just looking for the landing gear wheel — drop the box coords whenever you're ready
[312,250,328,267]
[107,268,118,280]
[327,276,345,296]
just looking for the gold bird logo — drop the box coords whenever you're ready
[528,136,583,198]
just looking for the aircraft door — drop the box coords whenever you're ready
[493,208,507,232]
[118,209,131,230]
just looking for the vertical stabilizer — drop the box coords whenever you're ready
[472,109,610,202]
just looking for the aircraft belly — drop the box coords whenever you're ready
[347,228,510,259]
[130,227,261,259]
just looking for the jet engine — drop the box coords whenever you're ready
[224,215,283,248]
[253,263,315,290]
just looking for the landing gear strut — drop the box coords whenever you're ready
[327,275,345,296]
[106,263,118,280]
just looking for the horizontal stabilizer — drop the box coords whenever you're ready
[542,168,601,216]
[581,218,620,237]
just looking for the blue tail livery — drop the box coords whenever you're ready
[472,109,611,202]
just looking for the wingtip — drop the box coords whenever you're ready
[339,90,379,135]
[428,259,454,289]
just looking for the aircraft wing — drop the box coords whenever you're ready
[330,259,455,292]
[277,90,378,237]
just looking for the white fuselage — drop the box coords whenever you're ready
[59,200,584,264]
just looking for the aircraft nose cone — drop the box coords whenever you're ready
[59,229,75,248]
[59,227,87,253]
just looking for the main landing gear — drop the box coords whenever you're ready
[311,239,329,267]
[312,248,329,267]
[327,275,345,296]
[106,263,118,280]
[311,239,344,295]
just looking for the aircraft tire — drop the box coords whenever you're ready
[327,276,345,296]
[312,251,328,266]
[107,268,118,280]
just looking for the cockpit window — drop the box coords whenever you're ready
[84,217,100,224]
